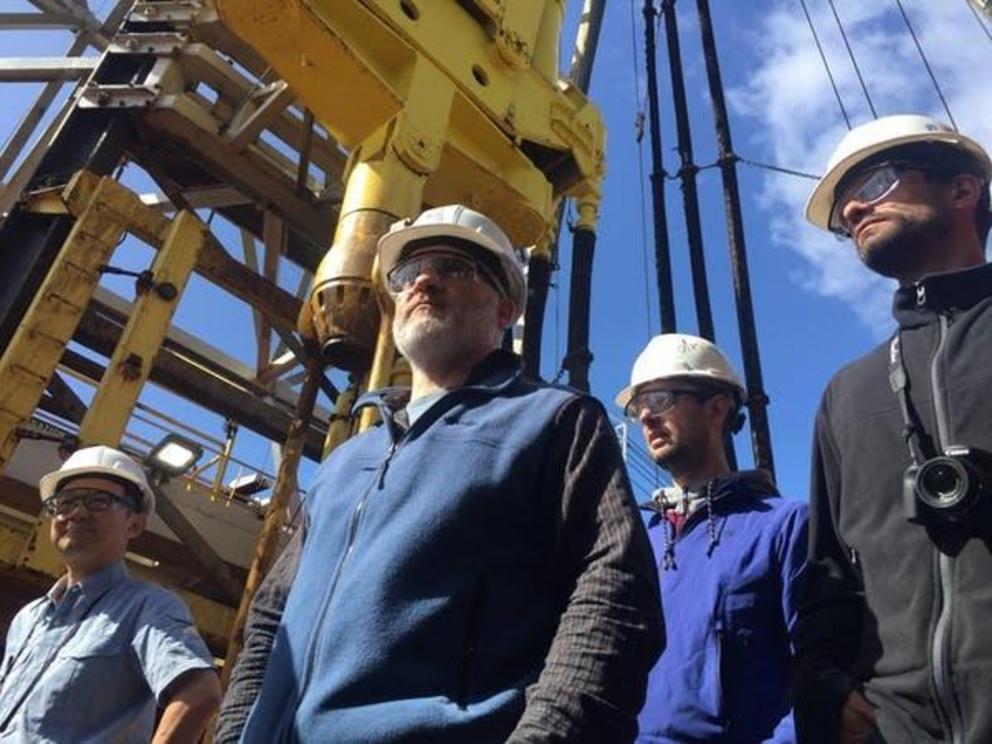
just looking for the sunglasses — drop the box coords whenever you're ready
[625,388,710,422]
[386,253,503,296]
[43,488,138,518]
[829,162,931,236]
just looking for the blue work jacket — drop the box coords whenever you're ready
[636,472,808,743]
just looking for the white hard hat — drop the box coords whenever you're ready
[615,333,746,412]
[806,114,992,231]
[39,445,155,513]
[377,204,527,319]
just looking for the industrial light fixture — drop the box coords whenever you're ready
[146,433,203,477]
[227,472,271,498]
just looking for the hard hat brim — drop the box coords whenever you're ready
[806,129,992,231]
[39,464,156,513]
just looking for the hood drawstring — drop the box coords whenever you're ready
[704,481,719,556]
[662,513,677,571]
[653,480,721,569]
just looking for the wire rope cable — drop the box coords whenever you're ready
[631,0,657,339]
[893,0,957,129]
[797,0,852,129]
[967,0,992,44]
[827,0,878,118]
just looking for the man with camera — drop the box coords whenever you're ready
[796,115,992,744]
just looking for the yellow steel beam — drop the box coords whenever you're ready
[78,210,206,446]
[0,175,130,473]
[216,0,605,248]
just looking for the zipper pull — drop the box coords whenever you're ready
[378,443,397,488]
[916,284,926,307]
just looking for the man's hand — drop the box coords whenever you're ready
[152,668,222,744]
[839,690,877,744]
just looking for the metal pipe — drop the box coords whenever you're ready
[564,224,596,391]
[695,0,775,477]
[222,353,321,687]
[660,0,714,342]
[643,0,677,333]
[523,0,605,379]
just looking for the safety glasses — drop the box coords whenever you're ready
[625,388,708,423]
[829,162,932,236]
[43,488,136,518]
[386,253,502,296]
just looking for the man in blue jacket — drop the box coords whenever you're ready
[217,205,664,743]
[617,333,807,743]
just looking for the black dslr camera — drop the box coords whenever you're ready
[903,445,992,524]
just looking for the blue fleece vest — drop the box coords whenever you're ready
[240,371,576,743]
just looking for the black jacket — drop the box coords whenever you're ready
[794,263,992,744]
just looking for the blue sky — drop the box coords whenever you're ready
[3,0,990,503]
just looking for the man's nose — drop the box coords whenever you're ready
[841,197,873,233]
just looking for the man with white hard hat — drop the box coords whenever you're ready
[0,445,221,743]
[219,205,663,743]
[617,333,807,743]
[797,115,992,744]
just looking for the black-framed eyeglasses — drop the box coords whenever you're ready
[625,388,710,422]
[829,162,933,236]
[386,252,503,296]
[43,489,137,518]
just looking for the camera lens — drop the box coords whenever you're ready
[917,458,969,510]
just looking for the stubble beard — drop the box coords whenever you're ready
[857,209,952,280]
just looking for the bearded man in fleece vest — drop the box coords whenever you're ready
[216,205,664,744]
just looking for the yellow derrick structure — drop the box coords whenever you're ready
[0,0,606,682]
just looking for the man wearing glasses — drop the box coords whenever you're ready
[616,333,807,744]
[796,115,992,744]
[0,445,221,743]
[218,205,663,743]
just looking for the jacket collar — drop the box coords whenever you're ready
[352,349,523,419]
[48,560,126,608]
[893,262,992,329]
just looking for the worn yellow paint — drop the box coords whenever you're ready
[0,176,130,474]
[79,211,206,446]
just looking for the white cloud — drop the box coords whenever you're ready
[730,0,992,337]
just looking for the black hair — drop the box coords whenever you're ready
[684,380,747,435]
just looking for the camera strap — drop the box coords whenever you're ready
[888,333,937,466]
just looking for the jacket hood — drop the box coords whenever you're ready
[893,262,992,329]
[642,469,778,513]
[641,469,778,571]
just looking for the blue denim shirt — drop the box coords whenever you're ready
[0,561,213,743]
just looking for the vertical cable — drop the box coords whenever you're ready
[967,1,992,45]
[827,0,877,118]
[798,0,852,129]
[631,0,656,338]
[893,0,957,129]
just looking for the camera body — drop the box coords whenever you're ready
[903,445,992,525]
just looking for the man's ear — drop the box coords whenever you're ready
[950,173,982,209]
[125,512,147,541]
[497,296,517,330]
